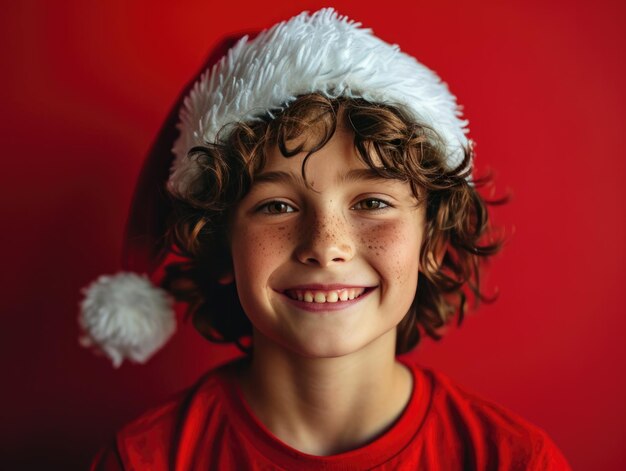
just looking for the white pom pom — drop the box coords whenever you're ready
[79,272,176,368]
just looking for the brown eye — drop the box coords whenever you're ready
[353,198,390,211]
[258,201,296,214]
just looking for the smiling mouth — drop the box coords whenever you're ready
[283,287,369,304]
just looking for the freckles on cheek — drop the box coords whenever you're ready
[237,225,293,260]
[361,221,420,284]
[361,221,401,251]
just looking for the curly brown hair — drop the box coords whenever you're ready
[162,93,503,354]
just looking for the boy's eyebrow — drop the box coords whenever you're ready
[252,171,307,187]
[252,168,391,186]
[339,168,391,184]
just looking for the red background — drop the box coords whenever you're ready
[1,0,624,469]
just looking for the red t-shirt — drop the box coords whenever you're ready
[91,359,571,470]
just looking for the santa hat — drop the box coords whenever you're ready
[79,8,470,367]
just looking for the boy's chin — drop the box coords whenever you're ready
[260,329,397,361]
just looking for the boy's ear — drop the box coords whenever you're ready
[217,271,235,285]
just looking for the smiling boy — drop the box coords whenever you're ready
[84,9,571,470]
[230,117,419,455]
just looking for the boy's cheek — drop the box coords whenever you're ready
[358,220,423,282]
[358,219,422,252]
[231,224,294,271]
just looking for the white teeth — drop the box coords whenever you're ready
[287,288,367,303]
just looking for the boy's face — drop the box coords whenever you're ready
[228,125,425,359]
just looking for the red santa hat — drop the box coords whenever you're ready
[79,8,470,367]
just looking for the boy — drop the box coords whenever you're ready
[82,9,571,470]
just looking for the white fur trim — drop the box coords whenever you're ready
[169,8,470,197]
[79,273,176,368]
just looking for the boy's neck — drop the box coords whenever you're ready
[237,330,413,456]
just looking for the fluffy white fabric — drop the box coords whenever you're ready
[169,7,470,197]
[79,273,175,368]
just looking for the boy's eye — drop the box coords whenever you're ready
[352,198,390,211]
[257,201,296,214]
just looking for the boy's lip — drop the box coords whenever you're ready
[276,285,378,312]
[280,283,375,291]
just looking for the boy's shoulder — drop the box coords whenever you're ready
[118,359,235,428]
[110,360,240,469]
[409,361,571,470]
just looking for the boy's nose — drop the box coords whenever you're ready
[295,213,354,267]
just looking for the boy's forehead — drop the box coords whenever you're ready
[253,167,396,188]
[258,127,388,186]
